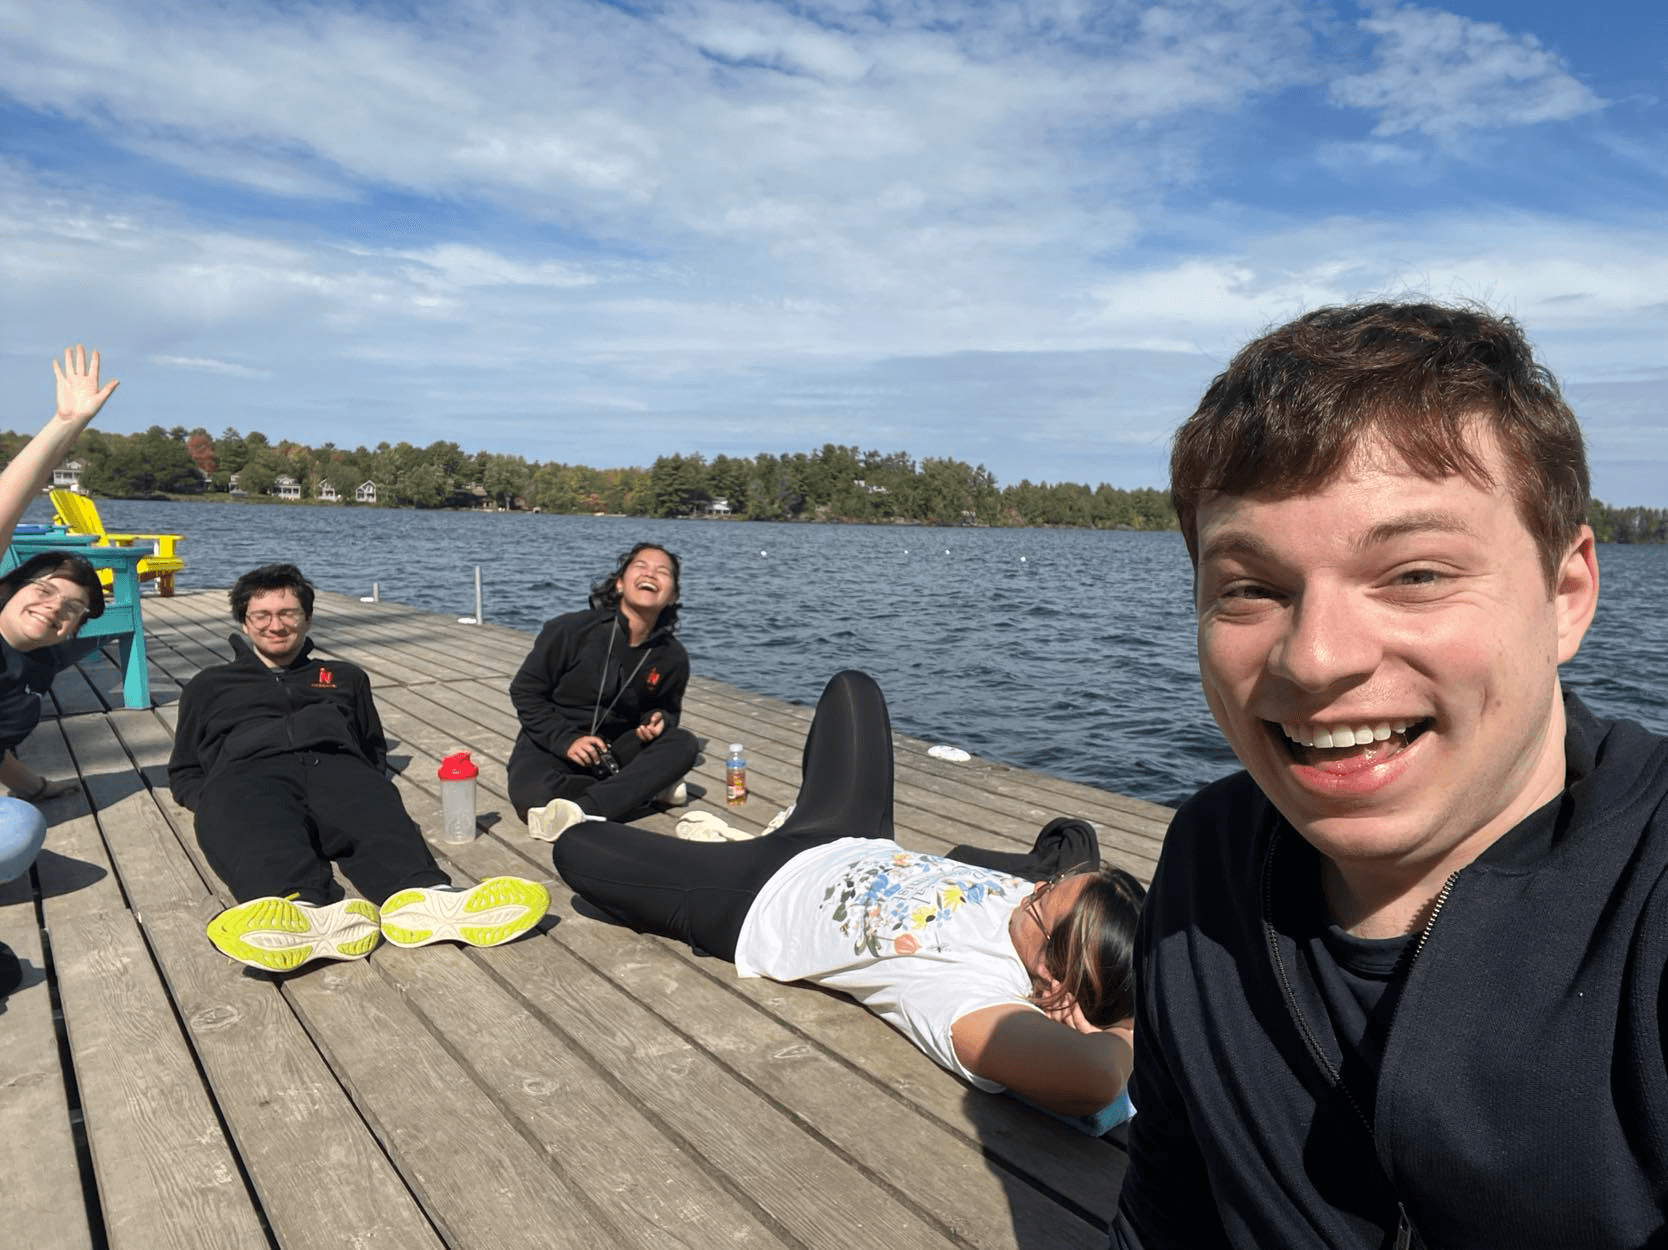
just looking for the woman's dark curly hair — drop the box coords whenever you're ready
[589,542,681,633]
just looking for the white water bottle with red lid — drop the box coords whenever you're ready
[437,751,479,844]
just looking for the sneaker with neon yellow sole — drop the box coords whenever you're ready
[206,897,381,972]
[378,876,550,949]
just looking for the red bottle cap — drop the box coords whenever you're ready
[437,751,478,780]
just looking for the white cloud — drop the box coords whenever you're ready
[1330,2,1605,139]
[393,245,599,291]
[0,2,1659,503]
[150,355,273,378]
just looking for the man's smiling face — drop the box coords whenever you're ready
[240,587,311,668]
[1193,427,1598,899]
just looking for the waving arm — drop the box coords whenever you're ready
[0,346,119,544]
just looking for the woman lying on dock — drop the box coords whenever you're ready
[552,669,1143,1118]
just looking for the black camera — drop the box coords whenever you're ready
[589,748,622,779]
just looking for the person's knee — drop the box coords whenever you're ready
[0,797,48,884]
[827,669,878,696]
[550,826,597,881]
[659,726,698,769]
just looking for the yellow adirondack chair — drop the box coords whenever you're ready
[49,489,186,596]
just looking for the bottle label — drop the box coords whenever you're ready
[726,765,747,805]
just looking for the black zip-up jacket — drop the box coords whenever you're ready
[508,607,688,759]
[1112,692,1668,1249]
[0,635,97,754]
[168,635,388,811]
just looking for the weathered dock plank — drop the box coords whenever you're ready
[1,873,95,1250]
[4,587,1174,1249]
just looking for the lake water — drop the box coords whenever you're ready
[30,498,1666,808]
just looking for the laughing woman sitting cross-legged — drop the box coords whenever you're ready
[551,669,1144,1118]
[509,542,698,841]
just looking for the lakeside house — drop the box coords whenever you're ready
[316,479,340,502]
[51,457,86,494]
[272,475,302,501]
[355,481,378,504]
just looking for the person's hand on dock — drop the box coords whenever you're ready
[53,344,119,428]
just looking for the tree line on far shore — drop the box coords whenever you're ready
[4,423,1664,541]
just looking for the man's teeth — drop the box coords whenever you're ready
[1281,720,1411,749]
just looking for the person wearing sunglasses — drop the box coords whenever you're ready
[552,670,1144,1117]
[0,345,119,997]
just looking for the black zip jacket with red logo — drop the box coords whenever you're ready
[508,607,688,759]
[168,635,388,811]
[1111,692,1668,1250]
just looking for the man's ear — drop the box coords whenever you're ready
[1555,526,1599,664]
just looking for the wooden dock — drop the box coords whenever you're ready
[3,589,1175,1250]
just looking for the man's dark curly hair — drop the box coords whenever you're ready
[230,563,315,623]
[1171,300,1589,587]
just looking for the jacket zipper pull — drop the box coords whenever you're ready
[1393,1204,1413,1250]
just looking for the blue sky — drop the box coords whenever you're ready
[1,0,1663,503]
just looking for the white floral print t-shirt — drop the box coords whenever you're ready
[733,837,1040,1089]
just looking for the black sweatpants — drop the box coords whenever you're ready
[551,670,893,961]
[194,753,449,906]
[507,724,699,823]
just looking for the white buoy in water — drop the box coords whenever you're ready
[1020,556,1027,562]
[760,549,767,556]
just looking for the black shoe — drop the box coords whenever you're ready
[0,941,21,997]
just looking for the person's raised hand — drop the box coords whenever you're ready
[53,345,118,426]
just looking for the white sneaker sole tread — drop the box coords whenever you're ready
[206,897,381,972]
[379,877,550,948]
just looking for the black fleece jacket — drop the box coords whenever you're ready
[168,635,388,811]
[1112,692,1668,1250]
[509,607,688,759]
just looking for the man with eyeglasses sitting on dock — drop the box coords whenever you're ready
[169,563,549,972]
[1111,302,1668,1249]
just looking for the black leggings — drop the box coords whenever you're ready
[551,670,894,961]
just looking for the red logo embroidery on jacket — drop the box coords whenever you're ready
[314,668,336,688]
[646,668,661,689]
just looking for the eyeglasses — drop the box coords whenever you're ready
[25,579,90,624]
[1023,878,1058,948]
[246,608,305,628]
